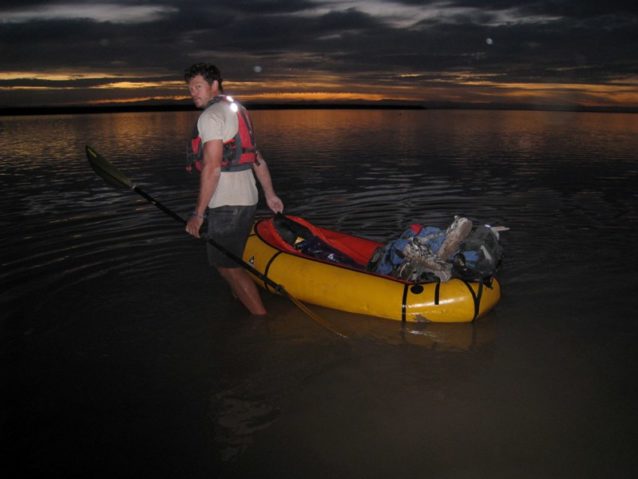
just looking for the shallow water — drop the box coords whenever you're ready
[2,109,638,477]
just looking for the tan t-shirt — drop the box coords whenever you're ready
[197,100,258,208]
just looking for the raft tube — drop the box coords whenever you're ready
[243,216,501,323]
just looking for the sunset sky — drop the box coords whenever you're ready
[1,0,637,109]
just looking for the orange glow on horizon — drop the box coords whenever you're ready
[1,69,637,108]
[94,81,183,90]
[452,79,638,107]
[87,96,186,105]
[0,71,123,81]
[461,79,635,93]
[235,91,389,102]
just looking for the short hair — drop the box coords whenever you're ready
[184,63,224,91]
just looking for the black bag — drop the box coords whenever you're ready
[452,225,503,282]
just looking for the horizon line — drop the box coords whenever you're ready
[1,100,637,116]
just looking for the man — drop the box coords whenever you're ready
[184,63,284,315]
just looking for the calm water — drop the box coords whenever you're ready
[2,109,638,477]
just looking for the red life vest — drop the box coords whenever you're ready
[187,95,258,173]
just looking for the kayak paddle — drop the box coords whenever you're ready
[85,145,346,339]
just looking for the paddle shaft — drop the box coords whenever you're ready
[86,145,346,338]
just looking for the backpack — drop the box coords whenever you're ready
[366,225,452,282]
[368,219,505,283]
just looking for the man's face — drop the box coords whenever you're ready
[188,74,216,109]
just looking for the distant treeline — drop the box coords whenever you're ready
[1,102,636,116]
[0,102,425,116]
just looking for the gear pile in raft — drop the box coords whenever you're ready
[243,214,507,323]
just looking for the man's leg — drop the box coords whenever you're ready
[218,266,267,315]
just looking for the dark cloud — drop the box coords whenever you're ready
[518,0,638,18]
[203,0,317,14]
[0,0,636,107]
[405,0,638,17]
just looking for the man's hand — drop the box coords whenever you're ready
[186,215,204,238]
[266,194,284,214]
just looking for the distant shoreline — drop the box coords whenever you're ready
[1,102,636,116]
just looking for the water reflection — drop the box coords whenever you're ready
[318,307,497,351]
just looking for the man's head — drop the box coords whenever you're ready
[184,63,223,90]
[185,63,223,109]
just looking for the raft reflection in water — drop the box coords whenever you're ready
[262,299,497,351]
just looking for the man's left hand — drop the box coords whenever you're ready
[266,195,284,214]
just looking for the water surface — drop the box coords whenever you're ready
[2,109,638,478]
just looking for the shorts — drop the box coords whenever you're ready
[206,204,257,268]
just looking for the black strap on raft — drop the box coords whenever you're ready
[405,277,439,322]
[460,280,483,322]
[401,283,409,323]
[263,251,283,294]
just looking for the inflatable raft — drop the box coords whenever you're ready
[243,216,501,323]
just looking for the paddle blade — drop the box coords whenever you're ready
[86,145,134,189]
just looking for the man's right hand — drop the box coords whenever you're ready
[186,215,204,238]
